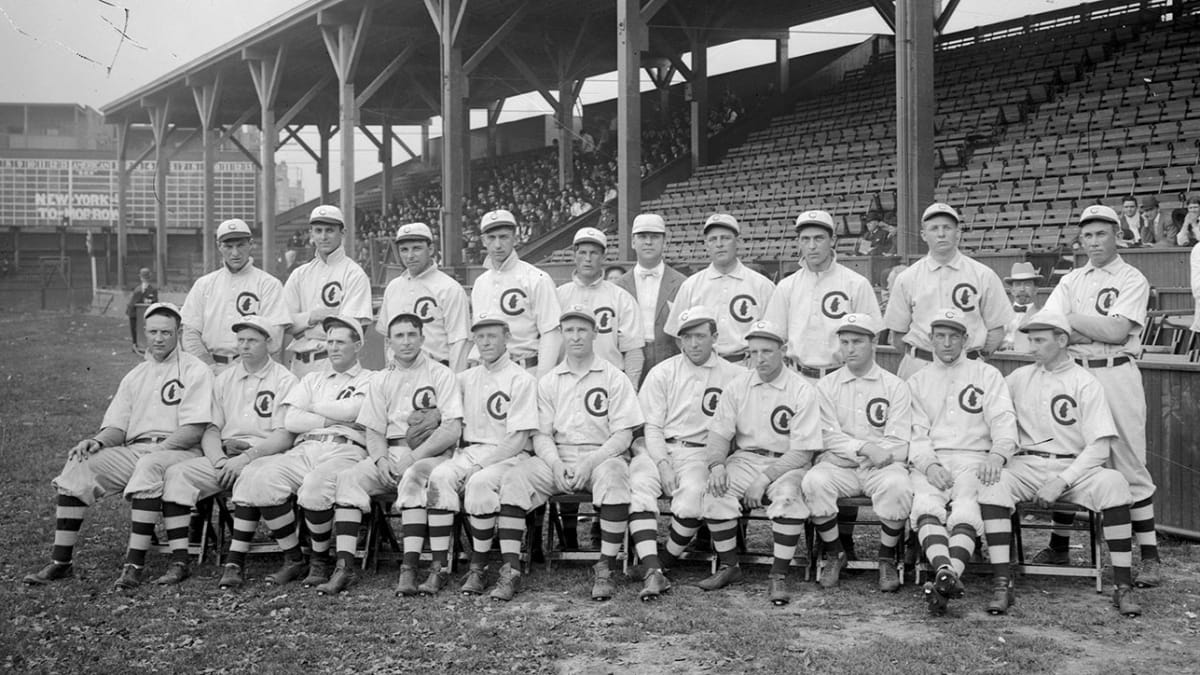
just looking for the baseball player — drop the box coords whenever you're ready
[977,310,1141,617]
[326,312,463,597]
[699,320,821,606]
[1000,262,1042,352]
[906,308,1017,615]
[804,313,913,593]
[557,227,645,384]
[181,219,290,372]
[219,316,373,589]
[488,306,644,602]
[613,213,687,384]
[884,203,1015,379]
[471,209,562,376]
[23,303,213,586]
[627,305,742,600]
[282,205,373,377]
[664,214,775,363]
[1035,204,1160,588]
[120,315,298,586]
[376,222,470,371]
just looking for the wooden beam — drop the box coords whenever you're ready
[449,0,469,45]
[394,134,417,160]
[640,0,670,23]
[499,44,558,109]
[227,131,262,169]
[871,0,897,32]
[359,124,383,150]
[280,125,321,160]
[244,45,288,106]
[216,107,258,145]
[356,44,417,107]
[278,73,333,128]
[936,0,962,33]
[407,74,441,113]
[423,0,442,36]
[463,1,528,74]
[166,127,201,160]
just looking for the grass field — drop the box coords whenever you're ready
[2,311,1199,674]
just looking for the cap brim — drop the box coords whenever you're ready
[744,331,784,343]
[1005,275,1039,282]
[322,317,362,339]
[395,235,432,243]
[836,325,877,336]
[471,318,508,331]
[560,312,596,326]
[573,239,606,249]
[677,318,711,333]
[929,320,966,332]
[795,220,835,233]
[231,321,271,338]
[1019,321,1065,333]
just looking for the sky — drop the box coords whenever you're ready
[2,0,1086,199]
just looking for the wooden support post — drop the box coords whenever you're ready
[689,35,709,171]
[116,119,130,288]
[617,0,644,260]
[189,73,223,273]
[321,5,373,260]
[143,98,172,289]
[894,0,936,257]
[245,44,287,277]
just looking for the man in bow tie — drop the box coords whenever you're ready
[613,214,686,386]
[1001,262,1042,352]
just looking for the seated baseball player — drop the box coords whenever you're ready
[977,310,1142,617]
[906,308,1017,615]
[489,306,644,602]
[626,306,742,601]
[24,303,213,586]
[804,313,913,593]
[327,312,462,597]
[220,316,373,589]
[118,315,298,588]
[700,320,821,606]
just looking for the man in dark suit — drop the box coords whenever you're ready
[614,213,685,386]
[126,267,158,353]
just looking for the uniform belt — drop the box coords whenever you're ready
[512,354,539,368]
[302,432,364,449]
[722,352,748,363]
[742,447,783,459]
[911,347,982,361]
[129,435,168,445]
[294,350,329,364]
[387,438,410,448]
[1016,450,1071,460]
[665,438,706,448]
[211,353,239,365]
[1074,356,1130,368]
[797,363,841,379]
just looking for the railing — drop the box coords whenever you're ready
[937,0,1172,52]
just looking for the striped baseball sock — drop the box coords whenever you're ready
[770,518,806,575]
[948,524,977,577]
[1047,510,1076,551]
[813,516,843,554]
[628,511,660,570]
[1102,505,1134,587]
[916,515,952,571]
[51,495,87,563]
[400,508,428,567]
[981,504,1012,576]
[497,505,526,569]
[125,497,161,567]
[706,518,738,567]
[262,503,302,562]
[878,520,904,560]
[305,508,334,559]
[427,509,455,566]
[468,514,497,565]
[1130,496,1158,559]
[665,517,701,558]
[333,507,363,566]
[163,501,193,563]
[227,505,260,569]
[598,504,629,567]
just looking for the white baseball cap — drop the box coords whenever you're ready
[836,313,881,337]
[922,203,961,225]
[1020,310,1071,335]
[480,209,517,233]
[632,213,667,235]
[470,312,509,332]
[231,315,274,341]
[794,210,835,235]
[216,218,252,241]
[309,204,344,226]
[744,319,785,344]
[321,315,363,342]
[703,213,740,236]
[929,308,967,334]
[573,227,607,249]
[143,301,182,322]
[1079,204,1119,226]
[676,305,717,334]
[559,304,596,327]
[395,222,434,243]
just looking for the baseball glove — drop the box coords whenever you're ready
[406,408,441,448]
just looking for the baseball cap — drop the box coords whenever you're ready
[929,308,967,333]
[835,313,881,337]
[321,315,363,342]
[676,305,717,334]
[559,304,596,327]
[386,312,423,333]
[573,227,607,249]
[394,222,434,243]
[1079,204,1119,226]
[143,301,182,322]
[922,203,961,224]
[703,213,740,236]
[216,218,252,242]
[470,312,508,332]
[794,209,835,235]
[632,213,667,235]
[1020,309,1071,335]
[480,209,517,233]
[743,319,785,344]
[309,204,344,226]
[1005,261,1039,282]
[231,315,274,340]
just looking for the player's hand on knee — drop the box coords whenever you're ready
[742,475,768,509]
[68,438,101,462]
[707,465,728,497]
[857,442,892,469]
[552,461,574,493]
[389,455,414,482]
[657,460,677,495]
[977,454,1005,486]
[1035,477,1068,508]
[927,464,954,491]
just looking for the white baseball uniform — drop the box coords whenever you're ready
[664,261,775,359]
[376,263,470,365]
[180,263,289,366]
[282,247,373,374]
[556,276,645,369]
[471,251,561,362]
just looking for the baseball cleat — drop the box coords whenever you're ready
[460,564,487,595]
[1134,558,1162,588]
[316,563,354,595]
[114,564,143,590]
[986,576,1014,615]
[1030,547,1071,565]
[638,568,671,602]
[265,560,307,586]
[1113,584,1142,617]
[767,574,790,606]
[23,562,73,586]
[698,564,743,591]
[923,581,948,616]
[819,552,848,589]
[217,563,244,589]
[153,561,190,586]
[489,563,520,601]
[417,564,449,596]
[591,561,615,601]
[395,564,419,597]
[933,566,965,599]
[301,557,333,588]
[878,561,901,592]
[656,550,677,574]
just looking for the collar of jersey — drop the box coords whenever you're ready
[234,358,273,381]
[1080,254,1125,276]
[923,250,964,271]
[403,262,439,280]
[837,362,882,382]
[554,354,603,377]
[391,353,428,372]
[797,254,839,276]
[704,259,746,280]
[484,250,520,272]
[483,352,512,372]
[324,362,362,379]
[571,274,605,288]
[1037,357,1076,374]
[316,246,347,266]
[145,346,181,364]
[749,367,791,389]
[222,259,257,276]
[931,352,969,371]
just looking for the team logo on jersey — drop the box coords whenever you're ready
[958,385,984,414]
[321,282,343,308]
[236,292,261,316]
[160,379,184,406]
[701,387,722,417]
[412,386,437,410]
[866,397,890,428]
[951,283,978,312]
[770,405,793,435]
[499,288,527,316]
[254,391,275,418]
[594,306,616,334]
[584,387,609,417]
[1096,288,1119,316]
[486,391,511,420]
[821,291,851,320]
[413,296,438,323]
[336,385,358,400]
[729,294,758,323]
[1051,394,1078,425]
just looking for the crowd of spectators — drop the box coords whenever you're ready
[1116,194,1200,248]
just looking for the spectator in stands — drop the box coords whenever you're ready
[1117,196,1141,247]
[857,214,894,256]
[605,265,626,282]
[1001,262,1042,352]
[1190,235,1200,333]
[1138,196,1166,245]
[1160,208,1187,248]
[1175,197,1200,246]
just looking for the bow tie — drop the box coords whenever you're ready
[639,269,660,279]
[1013,304,1028,312]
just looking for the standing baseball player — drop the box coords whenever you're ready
[120,315,298,586]
[1000,262,1043,353]
[884,203,1014,379]
[699,320,821,605]
[471,209,562,376]
[665,214,775,363]
[126,267,157,353]
[627,306,742,600]
[181,219,290,372]
[803,313,913,592]
[977,310,1141,617]
[328,312,463,597]
[613,213,686,383]
[221,315,374,590]
[1035,204,1160,587]
[283,205,373,377]
[376,222,470,371]
[23,303,213,586]
[906,308,1017,615]
[557,227,645,384]
[488,306,644,601]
